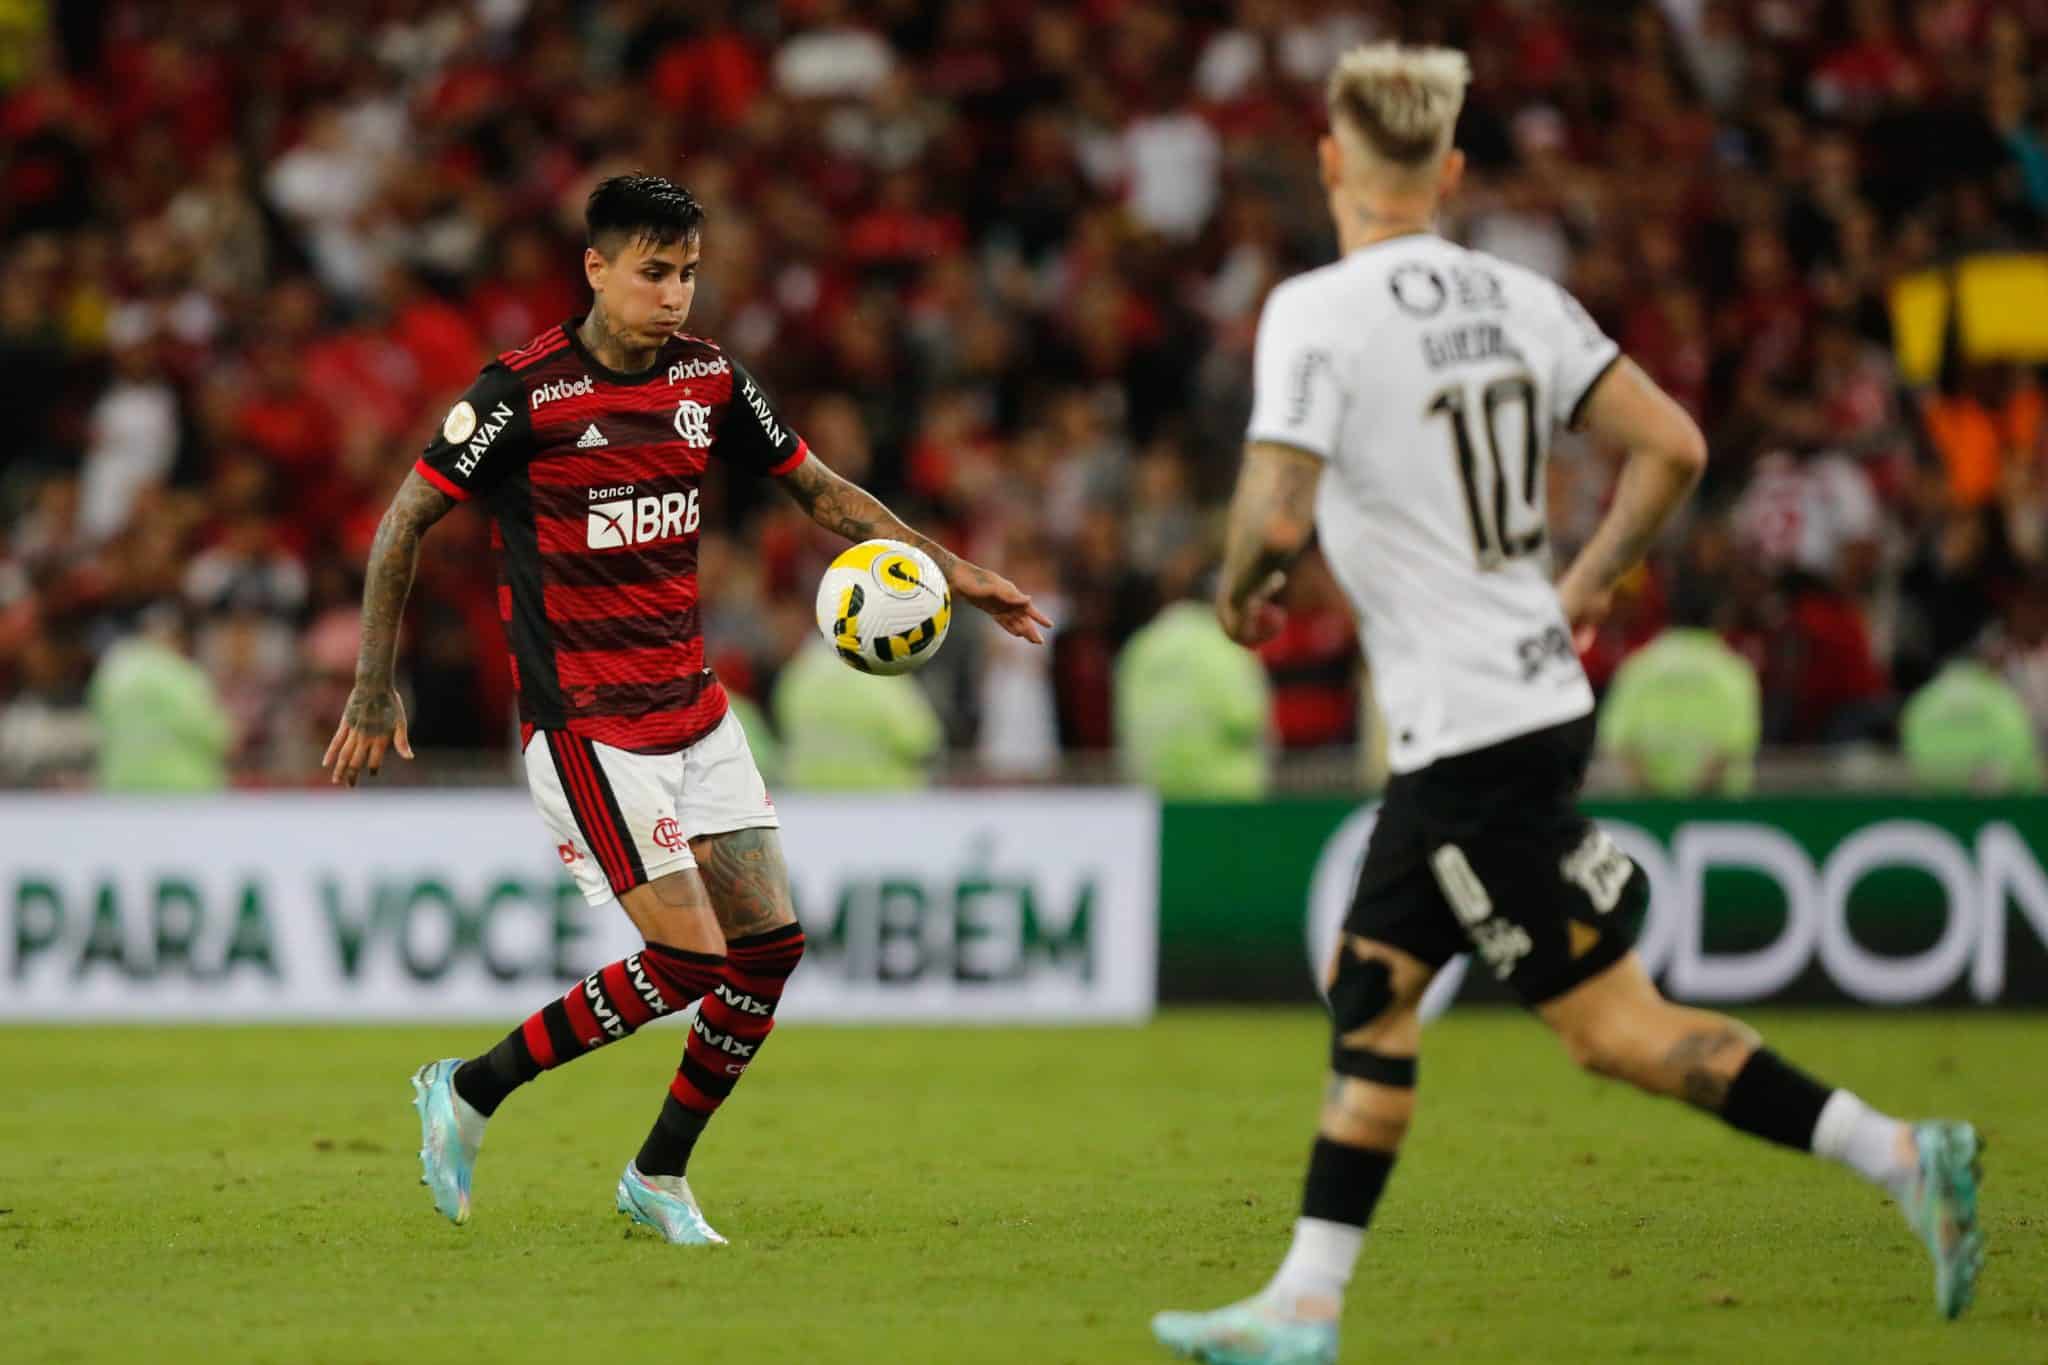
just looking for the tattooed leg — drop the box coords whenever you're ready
[690,827,797,940]
[1541,952,1761,1100]
[1663,1025,1754,1111]
[1539,952,1919,1187]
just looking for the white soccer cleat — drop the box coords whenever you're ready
[1901,1120,1985,1320]
[411,1058,486,1225]
[615,1160,728,1246]
[1151,1296,1339,1365]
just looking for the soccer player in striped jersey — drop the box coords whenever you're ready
[323,174,1050,1244]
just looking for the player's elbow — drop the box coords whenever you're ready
[1656,416,1708,481]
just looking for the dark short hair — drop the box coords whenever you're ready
[585,173,704,253]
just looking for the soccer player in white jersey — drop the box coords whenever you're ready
[1150,43,1983,1365]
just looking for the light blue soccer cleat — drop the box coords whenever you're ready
[411,1058,485,1226]
[1151,1298,1339,1365]
[1902,1119,1985,1320]
[615,1161,728,1246]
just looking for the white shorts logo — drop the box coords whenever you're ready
[441,401,476,444]
[587,490,701,548]
[673,400,712,448]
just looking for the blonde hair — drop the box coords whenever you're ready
[1326,42,1472,169]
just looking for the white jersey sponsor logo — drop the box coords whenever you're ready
[739,375,785,447]
[530,375,594,410]
[576,423,608,448]
[587,489,701,548]
[668,356,730,384]
[453,401,514,476]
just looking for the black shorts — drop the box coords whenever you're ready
[1346,713,1648,1007]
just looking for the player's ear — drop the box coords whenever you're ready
[583,245,608,295]
[1318,133,1343,192]
[1438,148,1467,201]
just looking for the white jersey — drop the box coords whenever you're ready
[1246,234,1620,774]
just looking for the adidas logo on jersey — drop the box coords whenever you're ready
[576,424,608,448]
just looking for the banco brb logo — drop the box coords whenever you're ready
[587,489,701,548]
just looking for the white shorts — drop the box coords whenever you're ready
[524,708,779,906]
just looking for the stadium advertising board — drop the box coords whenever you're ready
[0,791,1156,1023]
[1164,797,2048,1005]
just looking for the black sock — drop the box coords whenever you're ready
[635,1095,712,1177]
[1301,1138,1396,1227]
[452,1032,540,1119]
[1719,1048,1832,1152]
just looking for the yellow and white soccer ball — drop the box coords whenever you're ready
[814,539,952,675]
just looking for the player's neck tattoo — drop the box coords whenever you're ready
[1338,190,1434,252]
[578,303,657,374]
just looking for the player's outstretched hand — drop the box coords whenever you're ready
[1216,570,1286,648]
[949,560,1053,644]
[322,683,414,788]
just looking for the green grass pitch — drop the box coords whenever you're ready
[3,1010,2041,1363]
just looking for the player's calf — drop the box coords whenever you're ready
[1543,953,1918,1190]
[1544,951,1984,1316]
[635,921,806,1177]
[451,942,725,1117]
[1260,938,1430,1321]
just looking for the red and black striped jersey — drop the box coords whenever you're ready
[414,319,808,754]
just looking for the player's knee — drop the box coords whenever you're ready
[1326,940,1426,1030]
[1320,1076,1413,1151]
[1329,950,1396,1032]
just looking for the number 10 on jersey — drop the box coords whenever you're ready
[1426,374,1545,570]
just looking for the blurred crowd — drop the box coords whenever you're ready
[5,0,2048,792]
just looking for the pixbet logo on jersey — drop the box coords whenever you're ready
[668,356,729,384]
[530,374,594,410]
[586,485,701,548]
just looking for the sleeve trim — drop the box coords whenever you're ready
[768,438,811,478]
[1244,432,1333,463]
[1566,350,1624,431]
[413,458,469,501]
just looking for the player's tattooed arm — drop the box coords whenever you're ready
[323,471,454,787]
[1216,441,1323,647]
[780,453,1052,643]
[690,827,798,938]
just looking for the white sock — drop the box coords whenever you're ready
[1264,1217,1364,1318]
[1812,1090,1912,1197]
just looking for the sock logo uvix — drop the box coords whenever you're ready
[713,981,771,1016]
[583,973,628,1042]
[625,953,671,1016]
[693,1014,756,1067]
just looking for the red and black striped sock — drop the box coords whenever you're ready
[636,923,807,1176]
[453,942,724,1117]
